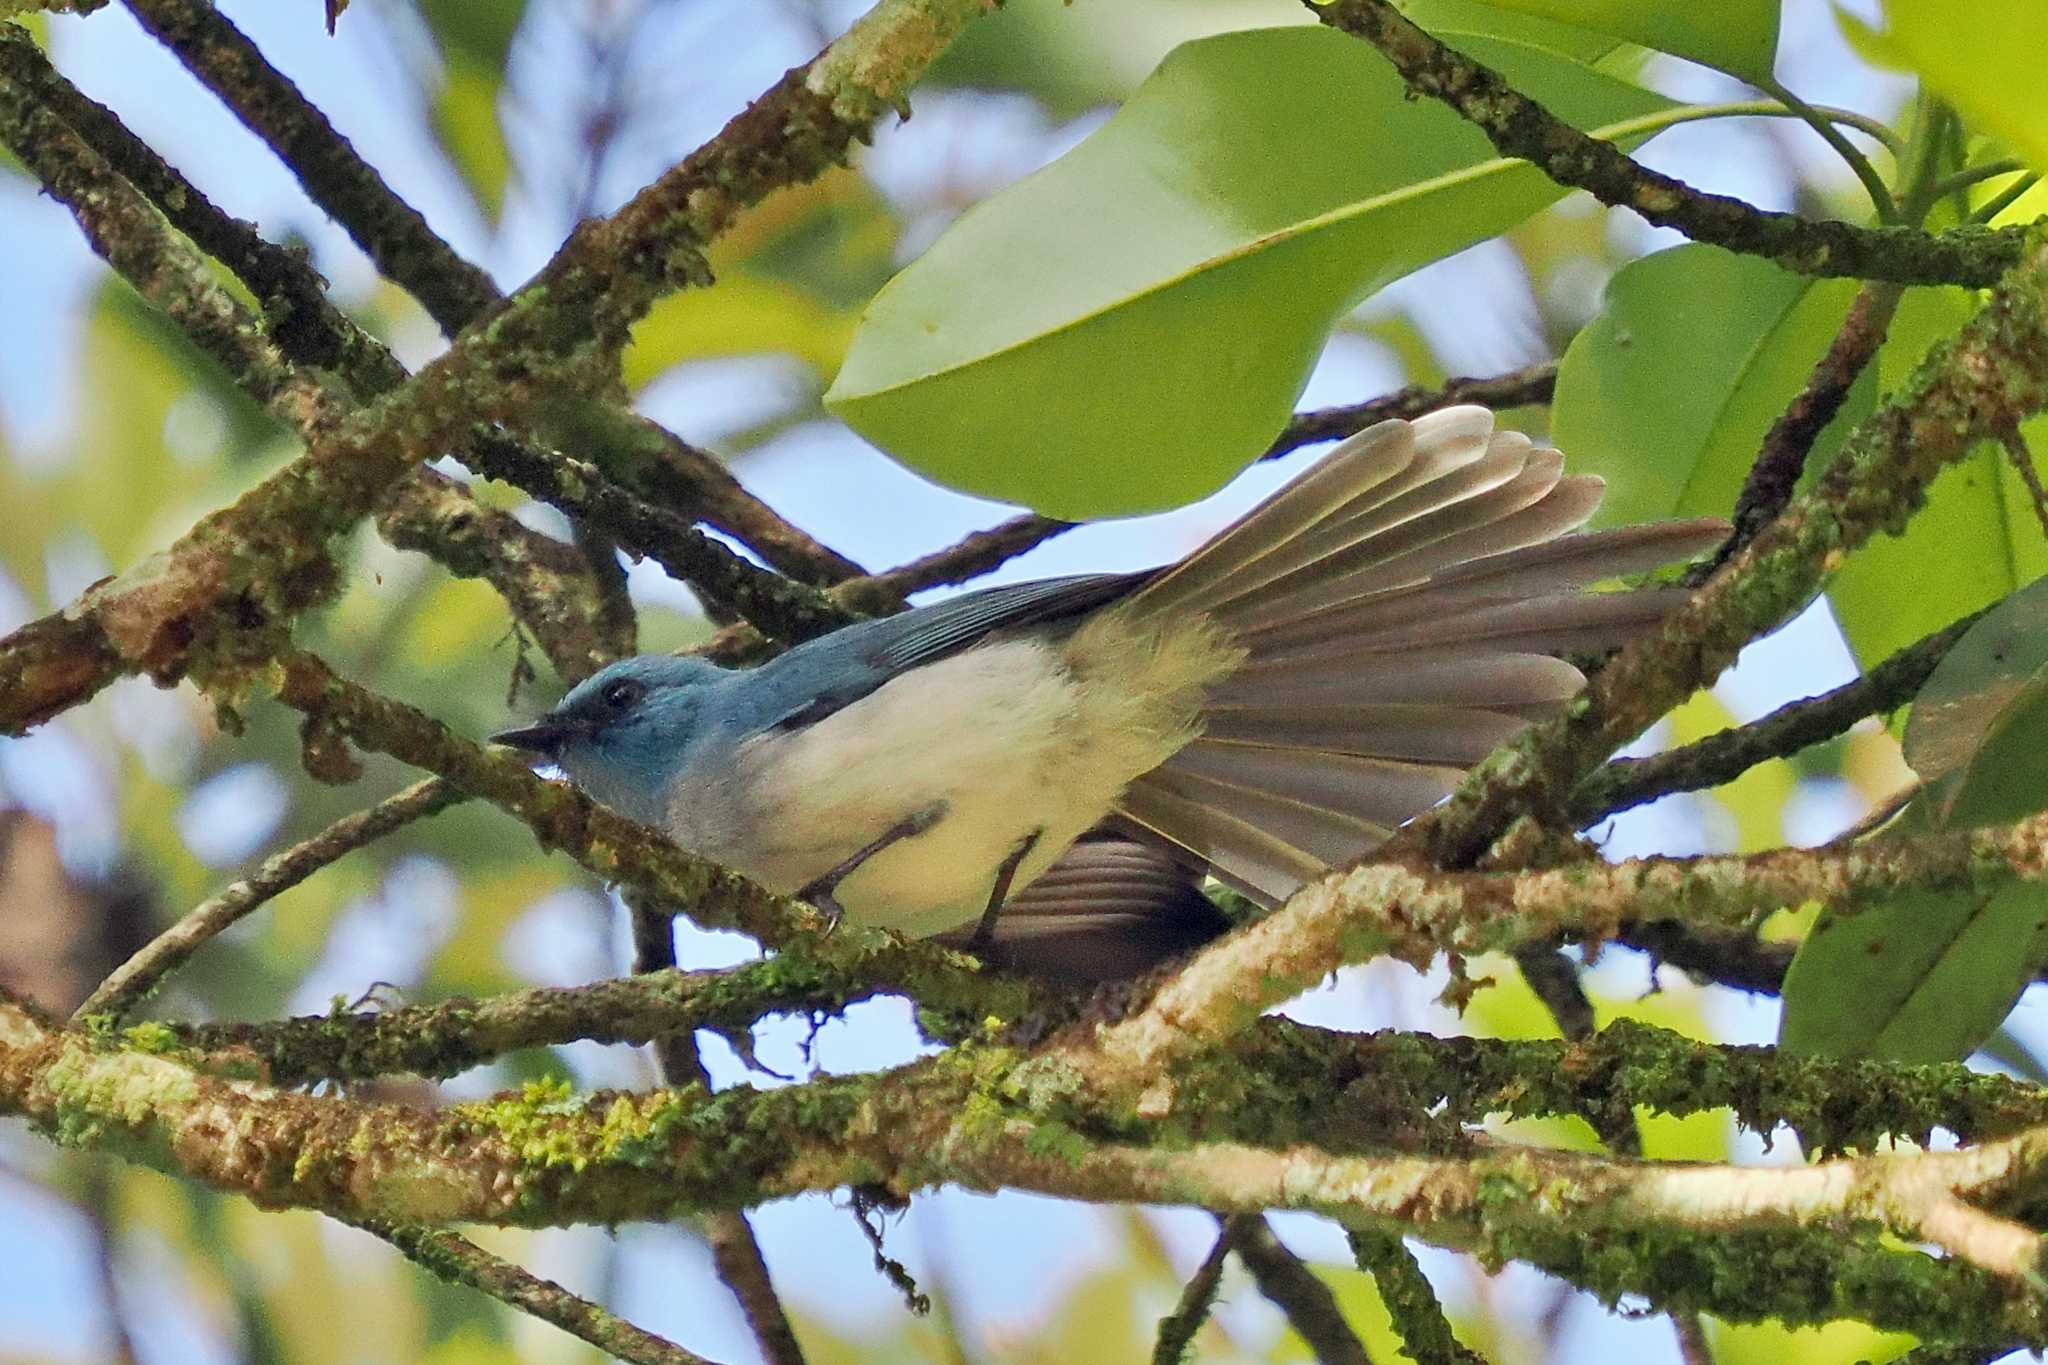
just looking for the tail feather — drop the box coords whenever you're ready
[1194,426,1534,614]
[1208,648,1588,709]
[1132,418,1418,617]
[1200,702,1529,765]
[1101,406,1726,909]
[1164,740,1466,828]
[1119,776,1331,904]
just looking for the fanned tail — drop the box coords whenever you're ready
[1112,406,1726,906]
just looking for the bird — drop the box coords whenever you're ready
[493,407,1726,983]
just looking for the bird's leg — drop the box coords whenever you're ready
[797,802,948,928]
[966,828,1043,955]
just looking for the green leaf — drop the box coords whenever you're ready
[1779,805,2048,1063]
[1457,0,1779,83]
[1823,286,2048,667]
[1903,573,2048,829]
[430,56,512,221]
[827,25,1670,518]
[411,0,529,222]
[1551,244,1866,529]
[1861,1,2048,171]
[1704,1316,1914,1365]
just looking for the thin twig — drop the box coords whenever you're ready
[1268,363,1557,458]
[1346,1231,1483,1365]
[75,779,462,1021]
[118,0,501,332]
[1152,1221,1239,1365]
[365,1219,717,1365]
[1230,1216,1372,1364]
[1671,1313,1715,1365]
[2002,429,2048,541]
[1570,609,1981,823]
[1308,0,2025,287]
[1705,281,1906,577]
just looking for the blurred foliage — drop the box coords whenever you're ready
[2,0,2045,1360]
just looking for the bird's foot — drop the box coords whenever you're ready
[797,802,949,930]
[966,827,1044,956]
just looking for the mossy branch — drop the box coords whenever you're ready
[6,991,2047,1347]
[0,0,994,734]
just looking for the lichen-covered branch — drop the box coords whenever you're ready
[1311,0,2025,287]
[118,0,862,589]
[1,0,992,734]
[365,1219,718,1365]
[0,27,812,656]
[0,29,632,694]
[1347,1231,1482,1365]
[1066,811,2048,1085]
[5,992,2045,1346]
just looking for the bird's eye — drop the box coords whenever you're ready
[600,678,645,710]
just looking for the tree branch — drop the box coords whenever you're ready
[626,898,806,1365]
[1310,0,2025,287]
[366,1219,718,1365]
[1347,1231,1483,1365]
[1571,609,1979,823]
[7,992,2046,1345]
[1152,1220,1237,1365]
[1229,1216,1371,1365]
[1712,282,1906,571]
[1063,809,2048,1086]
[2,0,991,734]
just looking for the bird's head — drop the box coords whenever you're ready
[493,655,731,824]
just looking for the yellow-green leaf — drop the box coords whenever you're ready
[1864,1,2048,170]
[1461,0,1780,83]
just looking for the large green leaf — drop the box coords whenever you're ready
[1823,286,2048,667]
[1551,244,1866,529]
[1779,804,2048,1064]
[826,25,1670,518]
[1855,1,2048,170]
[1462,0,1779,83]
[1903,572,2048,829]
[1781,587,2048,1063]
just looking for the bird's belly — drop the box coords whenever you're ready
[692,637,1183,939]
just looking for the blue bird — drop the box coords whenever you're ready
[494,409,1725,981]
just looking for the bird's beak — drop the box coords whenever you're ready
[491,719,571,756]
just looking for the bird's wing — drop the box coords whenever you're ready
[762,572,1150,732]
[865,573,1149,672]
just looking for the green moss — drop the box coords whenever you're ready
[1021,1119,1090,1167]
[121,1021,179,1055]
